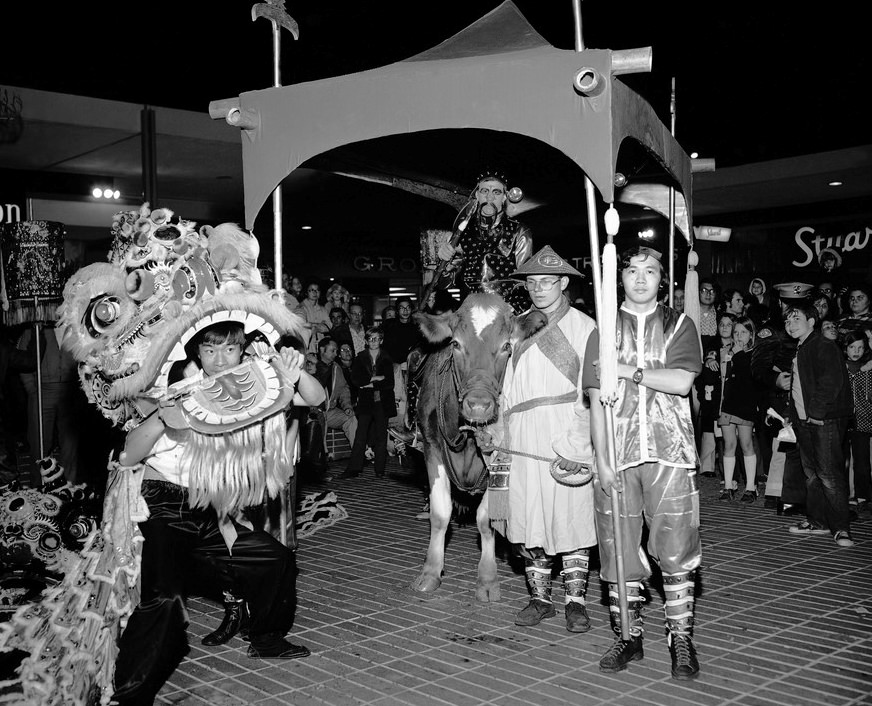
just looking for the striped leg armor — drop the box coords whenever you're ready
[598,581,645,673]
[514,553,556,626]
[561,549,591,633]
[663,571,700,680]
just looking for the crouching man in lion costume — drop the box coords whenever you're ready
[0,204,324,705]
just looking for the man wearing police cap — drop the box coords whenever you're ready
[479,245,603,634]
[436,169,533,314]
[751,281,813,514]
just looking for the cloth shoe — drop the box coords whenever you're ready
[834,531,855,547]
[564,602,591,633]
[247,633,310,660]
[668,633,700,680]
[788,520,829,535]
[514,599,556,626]
[598,634,644,673]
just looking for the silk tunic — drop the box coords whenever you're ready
[613,303,702,471]
[500,301,599,554]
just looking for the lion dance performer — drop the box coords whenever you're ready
[0,204,323,705]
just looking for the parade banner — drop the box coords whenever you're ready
[1,220,66,324]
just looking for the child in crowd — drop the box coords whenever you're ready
[844,331,872,516]
[718,316,759,502]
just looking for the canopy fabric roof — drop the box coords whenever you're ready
[225,1,692,233]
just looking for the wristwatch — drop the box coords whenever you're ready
[632,368,644,384]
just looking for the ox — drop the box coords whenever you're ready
[410,292,546,600]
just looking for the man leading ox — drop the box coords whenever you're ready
[482,246,603,633]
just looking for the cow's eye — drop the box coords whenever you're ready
[451,340,461,350]
[502,342,512,354]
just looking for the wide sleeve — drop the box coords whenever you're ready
[552,326,595,465]
[666,315,703,375]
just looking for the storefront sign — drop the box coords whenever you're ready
[792,224,872,267]
[353,256,420,273]
[0,202,22,224]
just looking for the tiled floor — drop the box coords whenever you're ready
[159,455,872,705]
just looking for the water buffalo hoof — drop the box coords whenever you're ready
[475,581,501,603]
[411,572,442,593]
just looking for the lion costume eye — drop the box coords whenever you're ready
[85,295,122,337]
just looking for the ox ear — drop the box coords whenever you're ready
[413,310,456,344]
[513,310,548,341]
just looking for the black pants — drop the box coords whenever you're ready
[112,480,298,705]
[348,405,388,476]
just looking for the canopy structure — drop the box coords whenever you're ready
[211,1,692,236]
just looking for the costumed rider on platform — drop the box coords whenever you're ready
[478,246,603,634]
[392,169,533,448]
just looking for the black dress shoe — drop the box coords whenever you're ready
[247,633,310,660]
[781,503,806,517]
[338,469,361,479]
[202,598,247,646]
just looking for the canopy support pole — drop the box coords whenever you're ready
[584,178,630,641]
[253,0,299,547]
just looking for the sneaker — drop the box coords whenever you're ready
[834,531,855,547]
[564,602,591,633]
[668,633,700,680]
[514,599,556,626]
[788,520,829,535]
[718,489,734,502]
[599,634,644,673]
[740,490,757,504]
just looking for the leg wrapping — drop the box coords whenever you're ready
[561,549,590,603]
[608,581,645,637]
[663,571,695,637]
[524,555,553,603]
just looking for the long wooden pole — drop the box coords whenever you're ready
[253,1,299,547]
[574,0,630,641]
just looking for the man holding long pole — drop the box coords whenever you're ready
[591,245,703,680]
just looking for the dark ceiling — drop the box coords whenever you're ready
[1,2,869,169]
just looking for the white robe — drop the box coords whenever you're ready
[500,306,598,555]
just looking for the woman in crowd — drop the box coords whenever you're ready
[718,315,759,502]
[844,331,872,517]
[325,283,351,314]
[838,284,872,340]
[295,281,331,353]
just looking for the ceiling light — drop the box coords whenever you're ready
[92,187,102,198]
[103,188,113,198]
[828,181,843,187]
[301,225,312,230]
[690,151,699,159]
[638,228,655,240]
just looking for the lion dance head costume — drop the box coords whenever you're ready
[57,203,308,516]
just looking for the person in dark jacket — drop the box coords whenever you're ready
[784,302,854,547]
[339,325,396,479]
[751,283,813,513]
